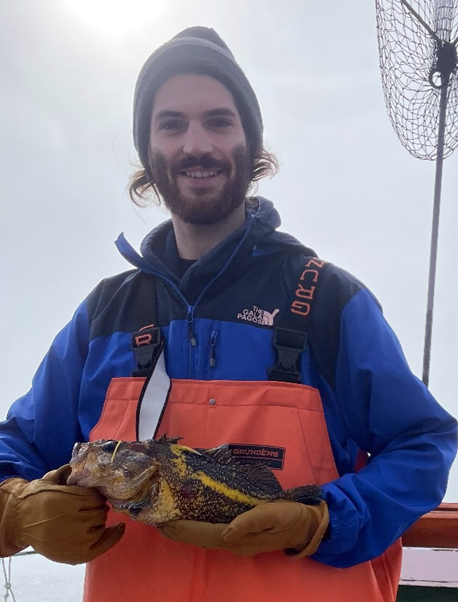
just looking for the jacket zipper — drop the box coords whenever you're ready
[187,306,197,377]
[209,329,218,370]
[118,216,255,380]
[179,218,254,379]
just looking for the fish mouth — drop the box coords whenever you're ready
[66,466,92,487]
[67,442,94,486]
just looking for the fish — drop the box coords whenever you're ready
[67,434,323,526]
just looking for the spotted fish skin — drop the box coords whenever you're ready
[68,435,323,526]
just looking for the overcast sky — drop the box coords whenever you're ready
[1,0,457,504]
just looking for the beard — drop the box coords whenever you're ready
[148,145,252,225]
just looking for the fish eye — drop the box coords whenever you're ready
[101,440,119,453]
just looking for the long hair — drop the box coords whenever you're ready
[128,146,279,208]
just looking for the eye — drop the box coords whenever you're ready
[101,440,119,453]
[207,117,232,129]
[159,119,186,132]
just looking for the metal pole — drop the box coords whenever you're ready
[422,82,448,386]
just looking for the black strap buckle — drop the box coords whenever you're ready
[131,326,162,377]
[267,327,308,383]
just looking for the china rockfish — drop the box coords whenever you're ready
[67,435,322,525]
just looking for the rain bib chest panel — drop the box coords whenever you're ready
[84,377,401,602]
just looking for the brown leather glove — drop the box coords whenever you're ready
[161,500,329,557]
[221,500,329,557]
[0,465,125,565]
[161,520,227,548]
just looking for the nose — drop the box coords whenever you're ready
[182,122,213,157]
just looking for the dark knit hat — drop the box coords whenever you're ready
[133,26,263,169]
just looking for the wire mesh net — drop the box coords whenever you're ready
[376,0,458,160]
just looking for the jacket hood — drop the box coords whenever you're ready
[116,197,316,284]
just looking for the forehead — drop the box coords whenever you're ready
[152,73,240,117]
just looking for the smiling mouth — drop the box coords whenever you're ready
[179,169,223,179]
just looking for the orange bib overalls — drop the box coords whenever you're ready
[84,377,401,602]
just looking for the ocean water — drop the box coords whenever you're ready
[1,551,84,602]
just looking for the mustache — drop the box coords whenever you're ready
[173,154,230,173]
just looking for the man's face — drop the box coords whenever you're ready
[149,74,251,225]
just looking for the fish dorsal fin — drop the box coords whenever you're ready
[198,445,284,495]
[234,462,284,495]
[153,438,284,495]
[154,434,183,445]
[196,444,235,464]
[174,444,202,455]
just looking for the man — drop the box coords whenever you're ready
[0,26,456,602]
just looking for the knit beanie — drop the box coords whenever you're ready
[133,26,263,169]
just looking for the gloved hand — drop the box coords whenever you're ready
[0,465,125,565]
[161,500,329,557]
[161,520,227,548]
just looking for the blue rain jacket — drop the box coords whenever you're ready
[0,197,456,568]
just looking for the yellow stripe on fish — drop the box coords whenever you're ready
[195,471,261,506]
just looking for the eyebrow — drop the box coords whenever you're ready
[153,108,238,121]
[204,108,238,119]
[153,110,184,121]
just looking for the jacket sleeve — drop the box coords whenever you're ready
[0,300,91,482]
[314,287,458,568]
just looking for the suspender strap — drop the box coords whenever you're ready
[268,258,329,383]
[131,325,162,377]
[136,348,171,440]
[267,328,308,383]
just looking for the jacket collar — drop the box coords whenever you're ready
[116,197,315,301]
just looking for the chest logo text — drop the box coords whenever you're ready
[237,306,280,326]
[227,444,285,470]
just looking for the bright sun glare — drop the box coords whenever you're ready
[64,0,164,36]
